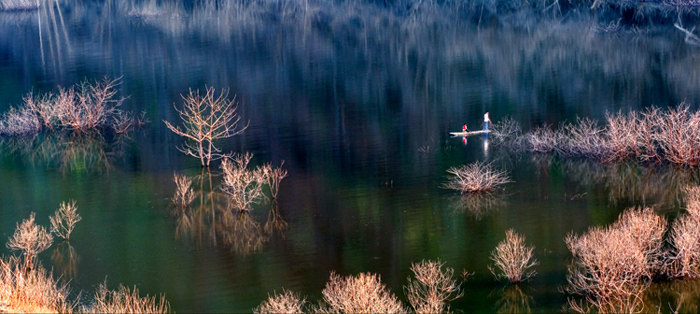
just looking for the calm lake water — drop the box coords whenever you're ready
[1,0,700,312]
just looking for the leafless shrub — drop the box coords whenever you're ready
[404,259,463,314]
[220,153,268,211]
[556,118,609,160]
[0,78,133,136]
[163,87,248,167]
[444,161,511,193]
[489,229,538,283]
[565,207,667,313]
[0,106,41,136]
[172,172,196,208]
[653,103,700,167]
[605,110,643,162]
[664,186,700,279]
[490,117,522,147]
[254,289,306,314]
[82,281,171,314]
[0,256,72,314]
[523,125,557,153]
[6,213,53,273]
[665,214,700,279]
[50,200,82,241]
[317,272,405,314]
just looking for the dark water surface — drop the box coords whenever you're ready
[1,1,700,312]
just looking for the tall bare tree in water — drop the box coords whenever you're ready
[164,87,248,167]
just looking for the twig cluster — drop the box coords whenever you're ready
[163,87,248,167]
[404,259,463,314]
[489,229,538,283]
[565,208,667,313]
[49,200,82,241]
[664,186,700,279]
[495,104,700,167]
[443,161,511,193]
[255,259,465,314]
[220,153,288,212]
[0,78,137,136]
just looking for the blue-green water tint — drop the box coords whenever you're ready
[0,0,699,312]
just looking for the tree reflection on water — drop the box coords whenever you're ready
[492,285,533,314]
[171,171,287,255]
[1,132,130,174]
[560,159,700,211]
[448,192,508,220]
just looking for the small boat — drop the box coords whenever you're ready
[449,130,490,137]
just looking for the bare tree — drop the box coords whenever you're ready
[404,259,463,314]
[163,87,248,167]
[6,213,53,273]
[49,200,82,241]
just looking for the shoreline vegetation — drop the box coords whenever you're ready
[0,205,170,314]
[491,103,700,168]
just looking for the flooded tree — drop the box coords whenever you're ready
[164,87,248,168]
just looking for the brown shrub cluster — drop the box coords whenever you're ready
[317,272,406,314]
[565,208,667,313]
[256,260,465,314]
[443,161,511,194]
[220,152,288,212]
[404,259,463,314]
[0,210,170,313]
[664,186,700,279]
[489,229,538,283]
[0,78,137,136]
[254,289,306,314]
[495,104,700,167]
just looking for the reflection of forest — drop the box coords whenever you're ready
[172,172,287,255]
[2,0,700,176]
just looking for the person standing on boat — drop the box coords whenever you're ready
[462,123,469,133]
[484,112,491,130]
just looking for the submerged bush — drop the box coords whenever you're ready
[404,259,463,314]
[489,229,538,283]
[0,78,137,136]
[254,289,306,314]
[317,272,405,314]
[444,161,511,193]
[500,104,700,168]
[664,186,700,279]
[565,207,667,313]
[220,153,288,212]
